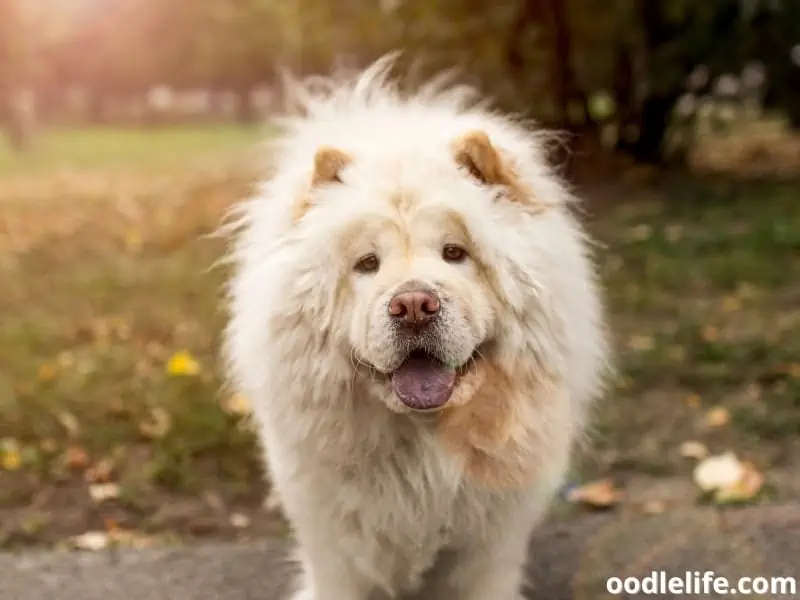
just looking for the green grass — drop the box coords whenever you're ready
[0,129,798,547]
[0,124,265,175]
[588,178,800,475]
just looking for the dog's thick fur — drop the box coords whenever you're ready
[224,55,610,600]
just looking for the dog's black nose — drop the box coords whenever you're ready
[388,288,440,327]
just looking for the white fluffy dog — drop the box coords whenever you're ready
[224,55,610,600]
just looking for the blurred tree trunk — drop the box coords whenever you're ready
[507,0,593,133]
[612,42,637,145]
[237,87,256,123]
[619,1,684,163]
[1,88,36,152]
[547,0,593,132]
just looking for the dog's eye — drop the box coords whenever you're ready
[442,244,468,263]
[354,253,380,273]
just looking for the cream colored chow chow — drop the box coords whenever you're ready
[224,55,610,600]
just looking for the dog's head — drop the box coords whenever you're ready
[280,128,560,414]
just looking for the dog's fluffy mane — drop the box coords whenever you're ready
[222,52,611,445]
[222,52,577,239]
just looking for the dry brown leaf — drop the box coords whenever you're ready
[139,407,172,439]
[680,440,709,460]
[627,335,655,352]
[85,458,115,483]
[693,451,743,492]
[73,531,109,551]
[66,446,90,471]
[38,363,57,381]
[40,438,58,454]
[640,499,667,515]
[628,224,653,241]
[565,478,623,508]
[88,482,120,502]
[714,461,764,504]
[701,325,719,342]
[705,406,731,428]
[721,295,743,313]
[56,411,80,438]
[229,513,251,529]
[666,345,687,362]
[684,393,701,408]
[109,529,157,549]
[107,397,130,416]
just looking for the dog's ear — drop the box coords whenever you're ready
[452,130,507,186]
[293,147,351,223]
[452,130,538,207]
[312,146,351,186]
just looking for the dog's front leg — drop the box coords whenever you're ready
[289,539,377,600]
[416,530,530,600]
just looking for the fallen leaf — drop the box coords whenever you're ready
[56,411,80,438]
[139,406,172,439]
[73,531,109,551]
[680,440,709,460]
[20,514,49,535]
[565,478,623,508]
[664,224,684,242]
[40,438,58,454]
[56,352,75,369]
[628,224,653,241]
[145,341,166,359]
[721,295,742,313]
[1,438,21,471]
[627,335,655,352]
[38,363,57,381]
[685,393,701,408]
[107,397,129,416]
[230,513,251,529]
[701,325,719,342]
[641,499,667,515]
[715,462,765,504]
[705,406,731,428]
[166,350,200,376]
[693,451,743,492]
[88,482,120,502]
[109,529,156,549]
[666,345,687,362]
[222,393,251,416]
[66,446,90,470]
[111,317,132,341]
[736,282,757,299]
[788,363,800,379]
[85,458,115,483]
[89,319,111,343]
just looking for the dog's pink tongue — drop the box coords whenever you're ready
[391,356,456,410]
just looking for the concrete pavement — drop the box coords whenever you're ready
[1,504,798,599]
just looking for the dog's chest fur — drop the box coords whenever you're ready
[265,389,507,593]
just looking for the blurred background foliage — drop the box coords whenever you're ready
[1,0,799,549]
[1,0,799,163]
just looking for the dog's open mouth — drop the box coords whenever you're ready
[390,349,470,411]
